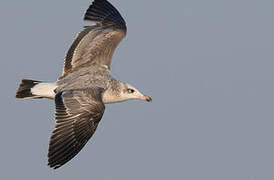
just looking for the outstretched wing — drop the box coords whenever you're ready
[61,0,127,77]
[48,88,105,169]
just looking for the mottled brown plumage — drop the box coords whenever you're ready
[48,88,105,169]
[16,0,151,169]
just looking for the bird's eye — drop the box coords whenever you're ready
[127,89,135,93]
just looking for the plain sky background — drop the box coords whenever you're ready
[1,0,274,179]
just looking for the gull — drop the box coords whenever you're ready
[16,0,152,169]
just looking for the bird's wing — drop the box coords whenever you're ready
[48,87,105,169]
[61,0,127,78]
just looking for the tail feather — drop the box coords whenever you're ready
[16,79,57,99]
[16,79,42,98]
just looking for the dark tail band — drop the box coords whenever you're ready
[16,79,41,98]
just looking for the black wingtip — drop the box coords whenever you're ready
[48,162,61,169]
[84,0,127,32]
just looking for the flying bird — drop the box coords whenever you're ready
[16,0,152,169]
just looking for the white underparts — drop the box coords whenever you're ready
[31,82,57,99]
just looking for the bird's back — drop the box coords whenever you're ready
[56,65,113,92]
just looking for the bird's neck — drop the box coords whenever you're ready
[102,80,128,104]
[102,89,126,104]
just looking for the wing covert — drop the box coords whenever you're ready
[48,88,105,169]
[61,0,127,77]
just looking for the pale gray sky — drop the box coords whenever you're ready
[1,0,274,179]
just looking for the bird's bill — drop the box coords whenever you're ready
[143,95,152,102]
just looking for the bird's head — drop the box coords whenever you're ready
[121,83,152,102]
[102,82,152,104]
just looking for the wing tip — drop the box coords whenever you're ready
[84,0,127,32]
[48,162,61,169]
